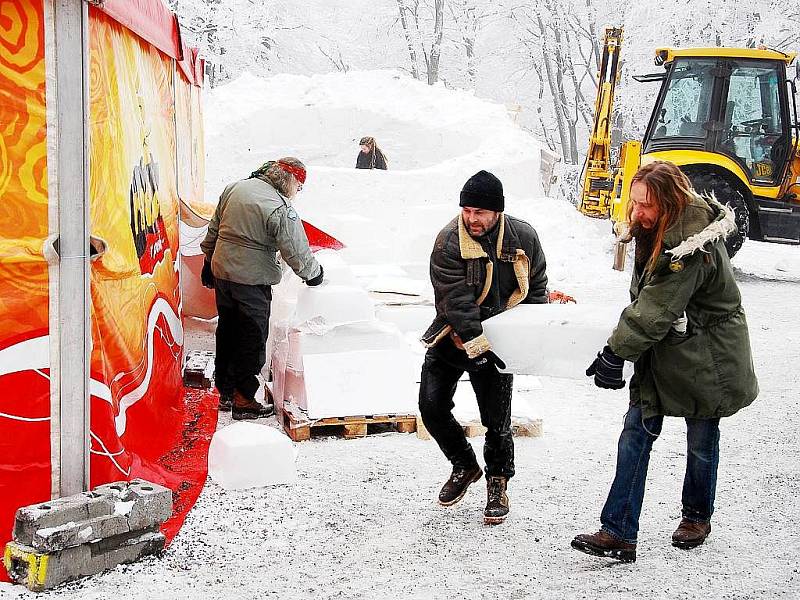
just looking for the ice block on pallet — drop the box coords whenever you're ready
[302,349,418,419]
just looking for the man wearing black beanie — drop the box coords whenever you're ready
[420,169,549,525]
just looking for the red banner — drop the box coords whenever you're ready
[0,0,51,582]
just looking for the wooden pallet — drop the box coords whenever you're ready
[281,403,417,441]
[415,416,542,440]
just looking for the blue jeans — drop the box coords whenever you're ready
[600,405,720,543]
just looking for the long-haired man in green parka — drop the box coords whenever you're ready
[572,161,758,563]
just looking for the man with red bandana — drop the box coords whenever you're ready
[201,157,323,419]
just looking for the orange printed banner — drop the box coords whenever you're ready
[87,8,214,542]
[0,5,215,581]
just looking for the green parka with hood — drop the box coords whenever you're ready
[608,195,759,419]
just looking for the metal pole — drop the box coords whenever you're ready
[52,0,91,496]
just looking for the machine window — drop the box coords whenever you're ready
[652,60,716,139]
[719,63,786,183]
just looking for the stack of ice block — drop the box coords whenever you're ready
[269,252,418,420]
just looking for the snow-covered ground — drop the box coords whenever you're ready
[3,70,799,599]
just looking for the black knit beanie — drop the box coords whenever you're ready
[459,170,504,212]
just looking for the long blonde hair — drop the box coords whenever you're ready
[628,161,693,272]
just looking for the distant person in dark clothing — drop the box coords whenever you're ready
[356,136,388,170]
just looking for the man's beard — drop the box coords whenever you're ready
[467,217,499,238]
[631,222,657,269]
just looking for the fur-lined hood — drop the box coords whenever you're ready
[664,194,736,260]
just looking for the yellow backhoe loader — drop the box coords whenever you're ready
[579,27,800,258]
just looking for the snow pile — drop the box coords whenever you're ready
[204,69,630,301]
[202,69,636,420]
[731,239,800,282]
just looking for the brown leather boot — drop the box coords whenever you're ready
[484,476,510,525]
[232,390,274,420]
[672,519,711,549]
[438,464,483,506]
[571,530,637,563]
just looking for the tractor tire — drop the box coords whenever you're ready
[683,170,749,258]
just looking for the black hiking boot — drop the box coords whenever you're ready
[483,476,509,524]
[218,393,233,411]
[438,464,483,506]
[232,390,274,420]
[571,530,637,563]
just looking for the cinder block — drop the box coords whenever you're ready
[13,479,172,553]
[183,350,215,388]
[4,530,165,592]
[30,514,129,553]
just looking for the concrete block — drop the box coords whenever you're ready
[30,514,130,553]
[4,530,165,592]
[183,350,215,388]
[13,479,172,553]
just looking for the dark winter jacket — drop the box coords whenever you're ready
[356,149,387,170]
[421,213,548,359]
[200,177,321,286]
[608,194,759,419]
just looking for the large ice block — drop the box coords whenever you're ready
[302,349,418,419]
[286,321,410,370]
[294,284,375,332]
[482,303,624,379]
[375,305,435,334]
[208,422,297,490]
[274,320,416,413]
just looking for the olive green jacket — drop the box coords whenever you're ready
[608,195,758,419]
[200,177,321,286]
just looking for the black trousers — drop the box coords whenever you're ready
[418,339,514,479]
[213,278,271,401]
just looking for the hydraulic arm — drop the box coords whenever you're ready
[578,27,623,218]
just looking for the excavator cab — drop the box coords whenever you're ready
[635,48,800,254]
[645,56,793,187]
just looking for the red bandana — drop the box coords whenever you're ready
[277,161,306,184]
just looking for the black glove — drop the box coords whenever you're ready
[306,265,324,287]
[473,351,506,371]
[586,345,625,390]
[201,259,215,289]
